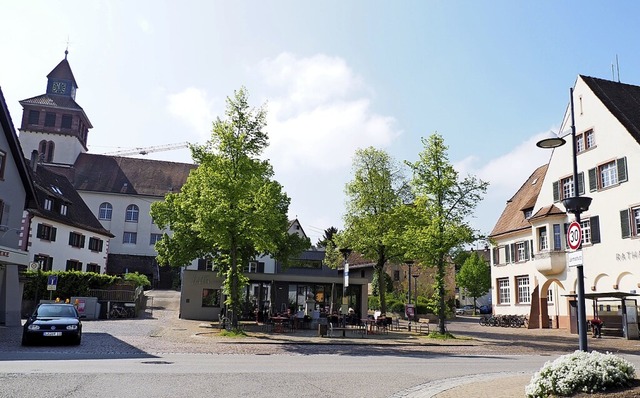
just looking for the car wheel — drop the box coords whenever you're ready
[21,335,30,346]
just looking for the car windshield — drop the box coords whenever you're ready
[37,305,77,318]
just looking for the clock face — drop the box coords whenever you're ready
[52,81,66,94]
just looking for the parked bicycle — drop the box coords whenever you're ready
[109,304,134,319]
[480,314,527,328]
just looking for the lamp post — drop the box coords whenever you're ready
[412,273,420,304]
[339,248,352,327]
[536,87,592,352]
[405,260,414,305]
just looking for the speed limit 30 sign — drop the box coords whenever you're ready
[567,221,582,250]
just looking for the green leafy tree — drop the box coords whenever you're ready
[151,87,308,329]
[456,251,491,315]
[340,147,411,314]
[405,133,488,334]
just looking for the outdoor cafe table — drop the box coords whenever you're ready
[361,318,377,335]
[271,316,289,333]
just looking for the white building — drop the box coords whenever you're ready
[16,53,195,288]
[489,75,640,337]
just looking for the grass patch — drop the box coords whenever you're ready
[219,329,247,337]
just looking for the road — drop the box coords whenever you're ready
[1,290,639,398]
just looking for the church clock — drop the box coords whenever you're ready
[52,81,67,94]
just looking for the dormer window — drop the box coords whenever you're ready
[523,208,533,219]
[44,197,53,211]
[60,204,68,216]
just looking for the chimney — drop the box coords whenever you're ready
[30,150,39,172]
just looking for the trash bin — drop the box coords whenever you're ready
[318,323,328,337]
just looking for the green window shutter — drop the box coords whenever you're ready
[620,209,631,239]
[524,241,530,260]
[51,227,56,242]
[552,181,560,202]
[577,172,585,195]
[588,168,597,192]
[511,243,516,261]
[505,245,511,263]
[617,157,628,183]
[590,216,600,244]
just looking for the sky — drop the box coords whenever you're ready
[2,1,640,245]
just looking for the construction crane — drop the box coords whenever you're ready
[102,142,190,156]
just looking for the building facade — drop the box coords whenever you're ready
[16,53,195,287]
[490,75,640,337]
[0,86,37,325]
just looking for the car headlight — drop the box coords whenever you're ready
[27,324,40,330]
[66,325,78,330]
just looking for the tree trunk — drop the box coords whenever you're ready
[230,242,239,330]
[437,257,447,334]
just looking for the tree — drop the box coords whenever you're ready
[151,87,309,329]
[456,251,491,315]
[340,147,411,314]
[405,133,488,334]
[317,226,338,248]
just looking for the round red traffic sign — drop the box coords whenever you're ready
[567,221,582,250]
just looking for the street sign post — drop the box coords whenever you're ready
[567,221,582,251]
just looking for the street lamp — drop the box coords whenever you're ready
[412,273,420,304]
[339,248,352,327]
[536,87,592,352]
[405,260,414,305]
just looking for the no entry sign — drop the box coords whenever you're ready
[567,221,582,251]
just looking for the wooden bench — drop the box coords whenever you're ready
[416,318,430,334]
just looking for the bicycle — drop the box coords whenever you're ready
[109,305,129,319]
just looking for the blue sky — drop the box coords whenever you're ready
[2,1,640,244]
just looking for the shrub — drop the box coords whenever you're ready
[368,295,380,310]
[525,350,636,398]
[124,272,151,288]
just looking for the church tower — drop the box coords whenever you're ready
[18,50,92,166]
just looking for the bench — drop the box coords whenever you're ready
[416,318,430,334]
[328,323,364,338]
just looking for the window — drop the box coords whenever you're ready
[68,232,85,248]
[88,237,104,252]
[202,289,220,307]
[197,258,214,271]
[516,242,526,261]
[516,276,530,304]
[588,157,627,192]
[34,255,53,271]
[547,288,554,303]
[585,130,595,149]
[620,207,640,239]
[44,197,53,211]
[44,112,56,127]
[150,233,163,245]
[61,114,72,129]
[552,173,585,202]
[28,110,40,125]
[244,261,265,273]
[38,140,55,162]
[498,278,510,304]
[123,232,137,244]
[393,270,400,281]
[0,150,5,179]
[86,263,101,273]
[538,226,548,251]
[65,260,82,271]
[599,161,618,189]
[578,216,601,245]
[575,134,584,153]
[553,224,562,251]
[98,202,113,220]
[60,204,68,216]
[36,224,57,241]
[523,208,533,219]
[125,204,139,222]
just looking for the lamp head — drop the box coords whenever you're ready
[536,131,566,149]
[339,247,352,260]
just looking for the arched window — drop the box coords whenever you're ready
[125,204,139,222]
[38,140,55,162]
[98,202,112,220]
